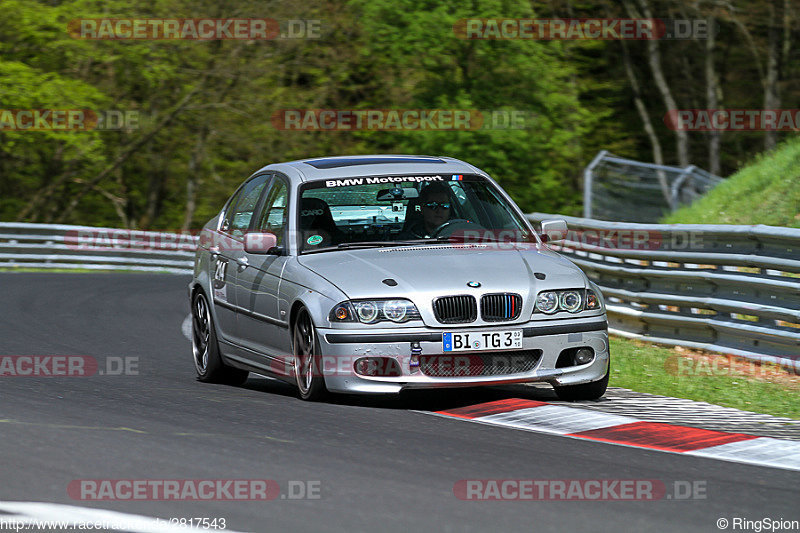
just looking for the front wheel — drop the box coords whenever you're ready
[553,359,609,401]
[192,291,249,386]
[293,307,328,401]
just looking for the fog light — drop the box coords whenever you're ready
[355,358,370,375]
[573,348,594,365]
[354,357,402,377]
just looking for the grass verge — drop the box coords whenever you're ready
[610,336,800,420]
[663,136,800,227]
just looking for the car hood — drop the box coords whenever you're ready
[296,244,587,301]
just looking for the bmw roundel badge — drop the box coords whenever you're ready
[467,281,481,288]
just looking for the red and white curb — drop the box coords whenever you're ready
[429,398,800,472]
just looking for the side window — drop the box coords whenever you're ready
[221,190,243,233]
[258,179,289,246]
[225,175,269,237]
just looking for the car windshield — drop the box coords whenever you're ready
[297,173,534,252]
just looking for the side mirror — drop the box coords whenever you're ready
[540,219,567,243]
[244,232,278,254]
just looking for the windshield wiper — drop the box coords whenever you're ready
[334,241,396,249]
[300,242,392,255]
[302,237,454,254]
[387,237,453,245]
[336,237,451,249]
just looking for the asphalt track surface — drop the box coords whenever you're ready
[0,273,797,532]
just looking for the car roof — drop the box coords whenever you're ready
[255,155,486,185]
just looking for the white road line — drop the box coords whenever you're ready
[0,502,245,532]
[181,313,192,341]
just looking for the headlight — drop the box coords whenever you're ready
[354,301,379,323]
[559,291,582,313]
[330,299,420,324]
[535,291,559,314]
[533,289,603,315]
[382,300,409,322]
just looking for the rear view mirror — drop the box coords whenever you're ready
[244,232,278,254]
[540,219,567,243]
[376,187,419,201]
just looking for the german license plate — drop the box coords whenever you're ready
[442,330,523,352]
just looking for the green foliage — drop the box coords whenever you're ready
[664,136,800,228]
[347,0,594,213]
[0,0,795,229]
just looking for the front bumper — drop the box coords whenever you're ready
[316,316,609,394]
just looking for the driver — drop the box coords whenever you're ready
[403,182,454,238]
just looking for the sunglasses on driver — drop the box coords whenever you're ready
[422,201,451,211]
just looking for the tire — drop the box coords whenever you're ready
[553,359,610,401]
[293,307,328,401]
[192,291,249,386]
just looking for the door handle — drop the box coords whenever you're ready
[236,256,249,270]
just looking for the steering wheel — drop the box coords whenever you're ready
[430,219,483,238]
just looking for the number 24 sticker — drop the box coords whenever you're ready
[213,260,227,287]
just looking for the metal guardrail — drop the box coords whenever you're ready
[527,213,800,364]
[583,151,723,222]
[3,219,799,364]
[0,223,196,274]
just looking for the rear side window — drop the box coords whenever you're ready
[258,179,289,246]
[223,175,269,237]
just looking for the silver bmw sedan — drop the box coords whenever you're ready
[189,155,609,401]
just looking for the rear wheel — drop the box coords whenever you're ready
[192,291,249,386]
[553,359,609,401]
[293,307,328,401]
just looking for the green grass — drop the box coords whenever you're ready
[663,135,800,228]
[651,138,800,417]
[610,336,800,420]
